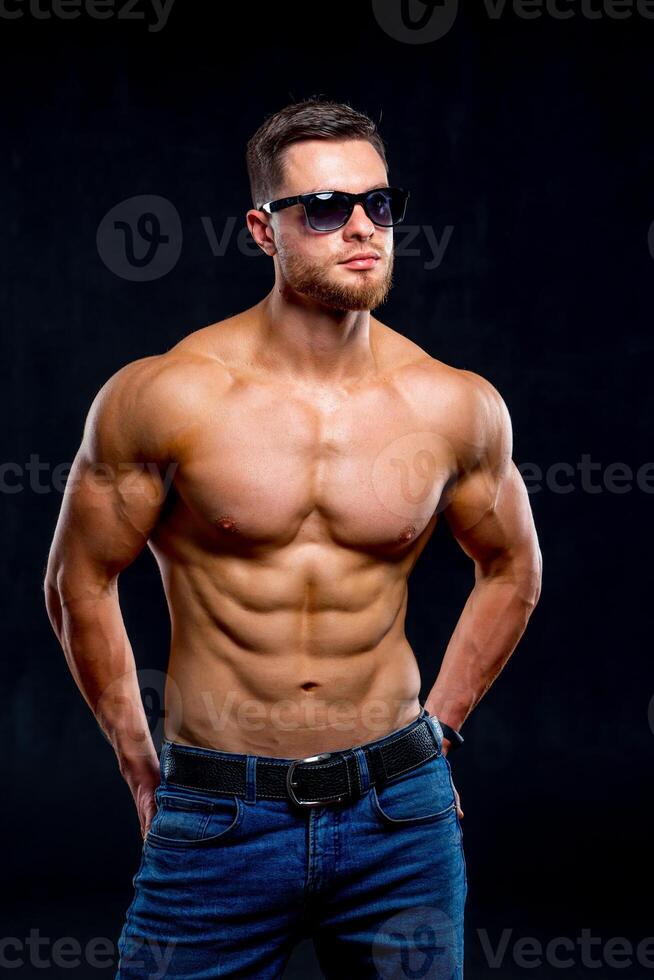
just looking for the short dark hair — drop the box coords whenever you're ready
[246,96,389,210]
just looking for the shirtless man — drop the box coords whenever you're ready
[44,98,542,979]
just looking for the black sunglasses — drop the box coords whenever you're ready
[258,186,410,232]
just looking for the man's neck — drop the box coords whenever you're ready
[254,288,379,385]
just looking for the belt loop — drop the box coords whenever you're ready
[352,746,370,794]
[245,755,257,802]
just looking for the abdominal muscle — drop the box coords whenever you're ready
[153,540,424,759]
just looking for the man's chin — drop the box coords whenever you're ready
[301,274,392,312]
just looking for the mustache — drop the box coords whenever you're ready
[338,249,387,263]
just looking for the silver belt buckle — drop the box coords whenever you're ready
[286,752,347,807]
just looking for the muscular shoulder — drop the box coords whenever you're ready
[82,344,231,465]
[454,368,512,471]
[444,366,511,443]
[444,367,513,475]
[392,349,513,473]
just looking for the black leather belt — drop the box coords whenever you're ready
[160,716,442,809]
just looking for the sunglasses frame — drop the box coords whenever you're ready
[258,186,410,231]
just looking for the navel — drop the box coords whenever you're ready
[300,682,320,692]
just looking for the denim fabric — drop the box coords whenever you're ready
[115,706,467,979]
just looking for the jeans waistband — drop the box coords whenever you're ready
[158,705,444,806]
[160,704,442,768]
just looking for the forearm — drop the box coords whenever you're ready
[44,572,159,775]
[424,564,540,731]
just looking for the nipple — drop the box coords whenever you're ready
[398,523,417,543]
[215,515,238,532]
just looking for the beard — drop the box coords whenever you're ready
[278,247,395,312]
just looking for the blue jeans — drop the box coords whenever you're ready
[115,706,467,979]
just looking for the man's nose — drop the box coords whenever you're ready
[343,202,376,237]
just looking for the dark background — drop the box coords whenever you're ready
[2,1,652,977]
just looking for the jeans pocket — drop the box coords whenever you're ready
[146,787,243,850]
[370,755,456,827]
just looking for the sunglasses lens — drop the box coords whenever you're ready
[365,188,408,226]
[304,188,408,230]
[305,192,352,231]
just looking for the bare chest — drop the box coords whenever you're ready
[164,381,456,554]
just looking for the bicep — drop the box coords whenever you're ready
[48,449,166,597]
[443,459,539,578]
[46,361,170,600]
[440,369,541,584]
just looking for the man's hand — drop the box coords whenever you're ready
[121,758,161,839]
[442,738,464,821]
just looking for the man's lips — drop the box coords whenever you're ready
[339,253,381,270]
